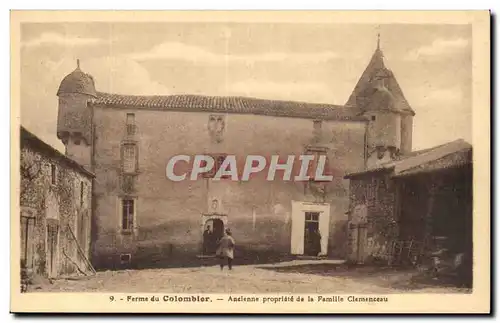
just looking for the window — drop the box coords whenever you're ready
[366,178,378,202]
[306,152,331,181]
[126,113,136,135]
[80,182,84,207]
[123,144,137,173]
[50,164,57,185]
[121,199,134,231]
[371,115,376,121]
[305,212,320,222]
[120,253,131,265]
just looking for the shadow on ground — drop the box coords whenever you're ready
[97,248,296,271]
[257,263,472,292]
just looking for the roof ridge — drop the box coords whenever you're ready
[91,92,367,122]
[95,91,346,108]
[345,46,415,115]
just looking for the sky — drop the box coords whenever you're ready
[19,22,472,152]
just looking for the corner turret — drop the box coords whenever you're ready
[56,59,96,169]
[347,34,415,168]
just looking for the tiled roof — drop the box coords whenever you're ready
[390,139,472,175]
[21,126,95,178]
[344,139,472,178]
[91,92,368,121]
[396,148,472,177]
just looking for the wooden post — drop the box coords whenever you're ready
[423,174,442,251]
[393,180,401,242]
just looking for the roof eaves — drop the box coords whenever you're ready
[91,92,369,122]
[393,140,472,176]
[343,165,394,179]
[392,161,472,178]
[20,126,95,179]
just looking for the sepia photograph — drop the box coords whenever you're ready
[11,10,490,313]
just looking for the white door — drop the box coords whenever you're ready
[318,211,330,256]
[291,201,330,256]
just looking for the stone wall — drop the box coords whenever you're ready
[20,144,93,277]
[346,172,397,263]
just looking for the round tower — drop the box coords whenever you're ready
[346,34,415,169]
[361,68,402,167]
[56,59,96,169]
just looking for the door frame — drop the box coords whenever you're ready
[349,203,368,264]
[20,206,37,269]
[200,212,228,254]
[303,212,320,256]
[290,201,330,256]
[45,218,60,278]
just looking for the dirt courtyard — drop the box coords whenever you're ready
[28,260,470,294]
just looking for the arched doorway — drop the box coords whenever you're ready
[203,218,224,255]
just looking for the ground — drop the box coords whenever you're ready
[28,260,470,294]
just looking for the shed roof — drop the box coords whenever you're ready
[344,139,472,179]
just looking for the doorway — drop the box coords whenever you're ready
[304,212,321,256]
[203,218,224,255]
[348,203,368,264]
[20,215,35,269]
[46,221,59,278]
[290,201,330,256]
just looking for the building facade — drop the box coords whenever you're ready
[55,41,415,269]
[20,127,94,279]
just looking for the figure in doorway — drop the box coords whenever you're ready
[203,225,213,255]
[312,229,322,257]
[216,228,235,270]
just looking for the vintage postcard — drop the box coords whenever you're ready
[10,10,490,314]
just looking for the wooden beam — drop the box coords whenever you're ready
[67,224,96,274]
[423,173,443,249]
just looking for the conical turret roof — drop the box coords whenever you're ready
[346,36,414,115]
[57,59,97,97]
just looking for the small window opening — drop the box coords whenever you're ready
[120,253,131,265]
[50,164,57,185]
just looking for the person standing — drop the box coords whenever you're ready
[312,229,322,257]
[216,228,235,270]
[203,225,213,255]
